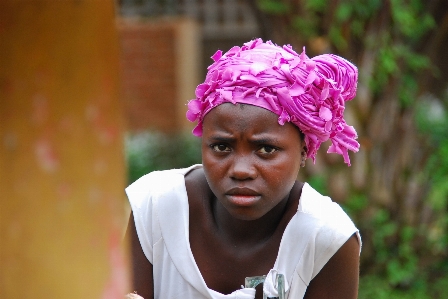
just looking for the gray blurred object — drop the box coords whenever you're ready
[245,274,285,299]
[119,0,259,39]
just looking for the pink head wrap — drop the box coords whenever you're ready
[186,38,359,166]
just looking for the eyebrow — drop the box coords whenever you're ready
[207,136,235,143]
[207,135,280,145]
[250,137,280,145]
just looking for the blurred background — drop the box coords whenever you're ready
[1,0,448,298]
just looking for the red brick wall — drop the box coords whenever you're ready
[118,19,180,133]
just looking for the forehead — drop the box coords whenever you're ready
[202,103,297,136]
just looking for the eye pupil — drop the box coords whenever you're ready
[260,146,276,154]
[212,144,229,152]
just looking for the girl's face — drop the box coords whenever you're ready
[201,103,305,221]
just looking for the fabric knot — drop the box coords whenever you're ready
[186,38,360,166]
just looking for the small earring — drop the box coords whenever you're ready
[301,147,308,168]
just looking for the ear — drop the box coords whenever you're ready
[300,146,308,168]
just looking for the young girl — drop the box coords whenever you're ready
[126,39,361,299]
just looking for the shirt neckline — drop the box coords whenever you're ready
[158,165,311,298]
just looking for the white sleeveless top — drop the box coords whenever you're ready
[126,165,361,299]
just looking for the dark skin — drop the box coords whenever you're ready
[126,104,360,299]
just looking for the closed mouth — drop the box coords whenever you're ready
[225,187,260,197]
[225,188,261,206]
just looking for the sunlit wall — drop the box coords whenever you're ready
[0,1,130,298]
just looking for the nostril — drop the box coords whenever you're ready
[231,173,255,181]
[229,158,257,180]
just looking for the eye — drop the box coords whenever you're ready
[211,144,231,152]
[258,145,277,154]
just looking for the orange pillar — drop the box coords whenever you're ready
[0,1,129,298]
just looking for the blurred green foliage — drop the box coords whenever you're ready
[124,1,448,296]
[257,0,289,14]
[258,0,435,106]
[358,274,448,299]
[125,131,201,184]
[257,0,447,296]
[416,94,448,256]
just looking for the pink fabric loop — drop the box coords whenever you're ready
[186,38,360,166]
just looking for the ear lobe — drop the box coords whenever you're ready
[300,146,308,168]
[300,156,306,168]
[301,146,308,157]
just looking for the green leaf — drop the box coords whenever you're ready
[350,19,364,36]
[257,0,289,15]
[292,16,318,38]
[342,193,368,216]
[335,2,352,22]
[305,0,327,12]
[307,175,328,194]
[328,26,347,51]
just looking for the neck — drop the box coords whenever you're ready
[211,184,299,246]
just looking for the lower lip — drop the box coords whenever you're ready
[226,195,261,206]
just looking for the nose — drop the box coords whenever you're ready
[229,155,257,181]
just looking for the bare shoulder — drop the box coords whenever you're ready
[184,167,206,187]
[304,234,360,299]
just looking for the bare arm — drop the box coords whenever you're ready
[303,233,360,299]
[126,213,154,299]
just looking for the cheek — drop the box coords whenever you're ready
[201,147,218,169]
[261,161,298,189]
[201,145,214,168]
[201,152,224,190]
[267,156,301,188]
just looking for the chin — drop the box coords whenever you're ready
[226,207,266,222]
